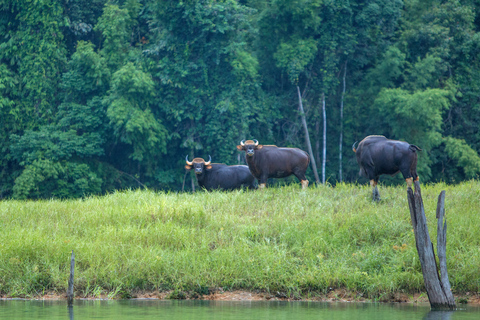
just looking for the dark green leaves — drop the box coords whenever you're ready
[1,0,480,198]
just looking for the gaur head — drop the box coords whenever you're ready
[236,139,263,157]
[185,155,212,175]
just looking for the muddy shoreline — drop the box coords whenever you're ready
[2,289,479,305]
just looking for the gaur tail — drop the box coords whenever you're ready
[409,145,422,152]
[352,141,358,153]
[302,150,311,164]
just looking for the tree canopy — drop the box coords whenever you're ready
[1,0,479,199]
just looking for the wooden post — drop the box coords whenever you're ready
[67,250,75,307]
[423,310,456,320]
[68,304,74,320]
[407,181,456,310]
[436,191,455,304]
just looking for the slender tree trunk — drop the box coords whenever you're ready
[189,122,196,192]
[297,86,320,184]
[190,149,195,192]
[182,172,188,192]
[322,92,326,184]
[315,120,320,166]
[339,60,347,182]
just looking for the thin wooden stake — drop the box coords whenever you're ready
[67,250,75,307]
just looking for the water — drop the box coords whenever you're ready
[0,300,479,320]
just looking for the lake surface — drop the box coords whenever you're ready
[0,300,479,320]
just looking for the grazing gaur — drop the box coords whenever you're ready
[352,135,421,201]
[236,139,310,189]
[185,156,256,191]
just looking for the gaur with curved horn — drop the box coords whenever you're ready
[184,155,255,191]
[237,139,309,189]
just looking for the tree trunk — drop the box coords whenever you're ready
[182,171,188,192]
[315,120,320,166]
[322,92,326,184]
[190,148,195,192]
[436,191,454,302]
[297,86,320,184]
[407,181,456,310]
[339,60,347,182]
[191,176,195,192]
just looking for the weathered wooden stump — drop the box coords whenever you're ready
[407,181,456,310]
[68,305,74,320]
[67,250,75,307]
[423,310,455,320]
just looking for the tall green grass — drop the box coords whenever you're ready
[0,181,479,299]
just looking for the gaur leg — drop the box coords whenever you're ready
[363,166,379,200]
[400,171,419,189]
[370,179,380,201]
[293,168,308,189]
[406,177,413,189]
[258,175,268,189]
[301,180,309,189]
[247,181,257,190]
[370,179,376,199]
[400,168,417,188]
[244,176,257,190]
[400,160,419,188]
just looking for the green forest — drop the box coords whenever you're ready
[1,0,480,199]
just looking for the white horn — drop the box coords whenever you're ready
[185,155,193,166]
[204,155,212,166]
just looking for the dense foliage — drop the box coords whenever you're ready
[1,0,479,198]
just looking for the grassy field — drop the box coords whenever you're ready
[0,181,479,301]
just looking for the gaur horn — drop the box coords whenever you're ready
[240,140,245,146]
[205,155,212,166]
[352,141,358,153]
[253,139,259,146]
[185,155,193,166]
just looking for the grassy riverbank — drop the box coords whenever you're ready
[0,181,479,301]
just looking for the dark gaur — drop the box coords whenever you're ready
[185,156,255,191]
[353,135,421,201]
[236,140,309,189]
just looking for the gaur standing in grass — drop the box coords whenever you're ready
[237,139,310,189]
[352,135,421,201]
[185,156,256,190]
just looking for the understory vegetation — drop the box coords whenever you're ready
[0,182,479,300]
